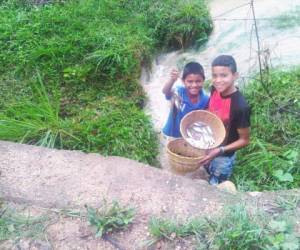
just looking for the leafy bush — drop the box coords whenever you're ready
[120,0,213,49]
[233,68,300,191]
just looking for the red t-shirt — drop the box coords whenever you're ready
[208,87,250,156]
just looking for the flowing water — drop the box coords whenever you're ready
[141,0,300,169]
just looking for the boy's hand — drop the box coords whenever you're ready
[170,69,179,82]
[199,148,221,166]
[162,69,180,96]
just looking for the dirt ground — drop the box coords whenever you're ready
[0,141,299,249]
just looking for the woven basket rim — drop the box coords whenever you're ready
[180,110,226,149]
[180,110,223,134]
[166,138,204,160]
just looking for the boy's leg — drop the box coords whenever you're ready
[207,154,236,185]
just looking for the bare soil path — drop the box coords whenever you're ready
[0,141,299,249]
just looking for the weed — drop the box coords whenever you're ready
[233,67,300,191]
[266,217,300,250]
[0,205,48,243]
[202,204,268,250]
[85,201,135,237]
[275,193,300,212]
[147,204,300,249]
[147,217,205,247]
[0,74,81,148]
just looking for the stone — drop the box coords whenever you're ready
[217,181,237,194]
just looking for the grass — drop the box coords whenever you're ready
[233,67,300,191]
[0,200,134,247]
[275,193,300,212]
[0,0,212,79]
[0,204,48,243]
[0,77,159,164]
[0,0,212,166]
[0,73,81,148]
[85,201,135,237]
[148,217,204,241]
[147,204,300,249]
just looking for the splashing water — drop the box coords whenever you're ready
[141,0,300,133]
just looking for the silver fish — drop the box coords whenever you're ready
[173,92,183,110]
[185,121,216,149]
[206,126,213,135]
[193,126,204,133]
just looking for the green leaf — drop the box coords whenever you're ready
[273,169,284,178]
[273,170,294,182]
[282,149,299,162]
[280,173,294,182]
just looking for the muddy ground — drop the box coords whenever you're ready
[0,141,299,249]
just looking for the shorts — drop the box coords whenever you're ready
[207,153,236,185]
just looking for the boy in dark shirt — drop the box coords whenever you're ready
[199,55,251,185]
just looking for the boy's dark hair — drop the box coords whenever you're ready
[212,55,237,73]
[182,62,205,80]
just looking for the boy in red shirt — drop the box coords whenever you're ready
[199,55,251,185]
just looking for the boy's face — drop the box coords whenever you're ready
[212,66,238,95]
[183,74,204,97]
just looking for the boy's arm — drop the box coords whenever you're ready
[199,127,250,166]
[222,127,250,152]
[162,69,179,97]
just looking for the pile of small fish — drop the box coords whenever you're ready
[186,121,215,149]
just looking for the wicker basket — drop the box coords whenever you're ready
[166,138,205,173]
[180,110,226,149]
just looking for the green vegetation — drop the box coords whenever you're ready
[148,204,300,249]
[86,201,135,237]
[148,216,204,242]
[275,193,300,212]
[233,67,300,191]
[0,78,159,164]
[0,205,47,243]
[0,0,212,165]
[0,74,77,148]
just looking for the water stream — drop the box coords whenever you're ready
[141,0,300,169]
